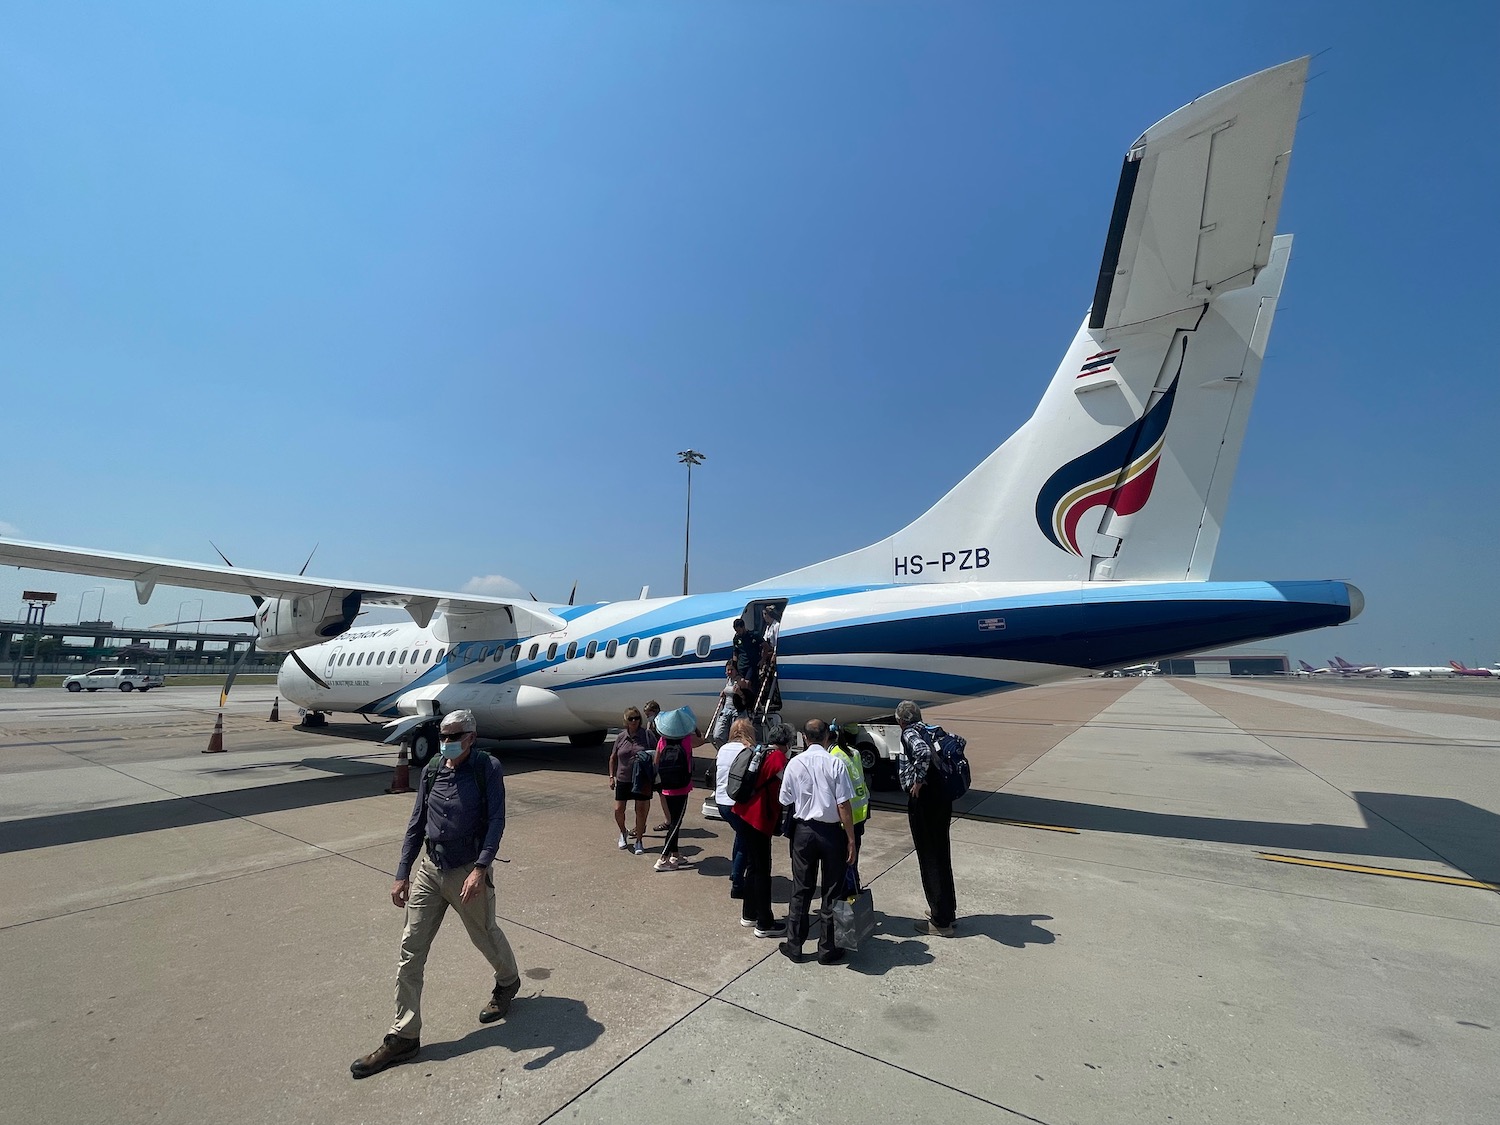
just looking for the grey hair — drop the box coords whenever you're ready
[440,708,478,733]
[895,700,923,726]
[766,723,793,746]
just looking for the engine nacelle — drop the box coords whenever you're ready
[254,590,362,652]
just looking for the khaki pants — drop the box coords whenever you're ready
[390,852,519,1039]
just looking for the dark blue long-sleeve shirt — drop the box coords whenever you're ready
[396,752,506,879]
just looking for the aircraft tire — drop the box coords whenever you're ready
[409,726,438,769]
[568,730,608,748]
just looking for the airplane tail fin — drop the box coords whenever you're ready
[1450,660,1467,672]
[754,59,1307,590]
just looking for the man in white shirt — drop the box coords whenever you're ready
[777,719,855,964]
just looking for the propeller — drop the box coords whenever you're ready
[194,543,333,705]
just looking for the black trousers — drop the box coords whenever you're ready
[908,787,956,927]
[787,819,848,954]
[740,828,776,930]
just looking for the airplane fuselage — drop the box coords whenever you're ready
[277,578,1359,738]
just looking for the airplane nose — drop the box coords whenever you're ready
[1344,583,1365,621]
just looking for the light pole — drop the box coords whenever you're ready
[77,586,105,624]
[677,449,706,596]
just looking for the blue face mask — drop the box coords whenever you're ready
[439,738,466,760]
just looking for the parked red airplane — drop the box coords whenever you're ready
[1449,661,1497,678]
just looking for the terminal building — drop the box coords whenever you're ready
[1158,651,1290,676]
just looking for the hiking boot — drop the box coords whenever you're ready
[479,976,522,1023]
[350,1034,419,1079]
[913,919,956,938]
[778,941,805,963]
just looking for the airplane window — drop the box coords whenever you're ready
[509,645,521,662]
[337,654,345,666]
[696,635,711,658]
[355,653,363,666]
[547,643,558,660]
[648,638,661,658]
[423,648,432,663]
[375,652,384,666]
[585,640,597,659]
[672,636,685,658]
[389,650,397,664]
[626,638,639,658]
[399,650,408,664]
[566,641,578,660]
[605,639,618,658]
[528,644,539,660]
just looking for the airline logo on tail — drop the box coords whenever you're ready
[1035,377,1179,556]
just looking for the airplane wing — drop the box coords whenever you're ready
[0,538,566,635]
[1090,56,1308,334]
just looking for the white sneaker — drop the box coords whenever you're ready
[617,832,629,850]
[739,917,757,928]
[755,922,789,938]
[633,839,645,855]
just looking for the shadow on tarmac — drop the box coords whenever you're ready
[0,767,390,854]
[958,912,1057,948]
[419,994,603,1070]
[984,791,1500,885]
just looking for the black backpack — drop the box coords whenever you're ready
[630,744,656,794]
[726,743,767,803]
[923,724,971,800]
[656,737,691,790]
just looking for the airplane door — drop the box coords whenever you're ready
[325,648,342,679]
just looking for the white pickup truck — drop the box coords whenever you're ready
[63,665,166,693]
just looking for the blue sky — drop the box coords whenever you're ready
[3,2,1497,667]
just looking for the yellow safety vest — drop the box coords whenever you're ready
[831,746,870,824]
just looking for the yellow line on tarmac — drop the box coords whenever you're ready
[1258,852,1499,890]
[868,800,1080,833]
[988,817,1080,834]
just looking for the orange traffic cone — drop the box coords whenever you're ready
[268,696,280,722]
[385,741,414,794]
[202,712,226,754]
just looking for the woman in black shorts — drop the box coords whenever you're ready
[607,707,653,855]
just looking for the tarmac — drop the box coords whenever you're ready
[1,675,1496,1124]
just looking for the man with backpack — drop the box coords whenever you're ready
[896,700,958,938]
[351,709,522,1079]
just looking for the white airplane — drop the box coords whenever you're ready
[0,59,1362,765]
[1380,665,1456,679]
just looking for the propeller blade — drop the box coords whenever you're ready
[291,649,331,690]
[207,541,265,607]
[220,639,256,708]
[149,614,257,628]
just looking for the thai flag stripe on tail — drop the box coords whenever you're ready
[1077,349,1120,378]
